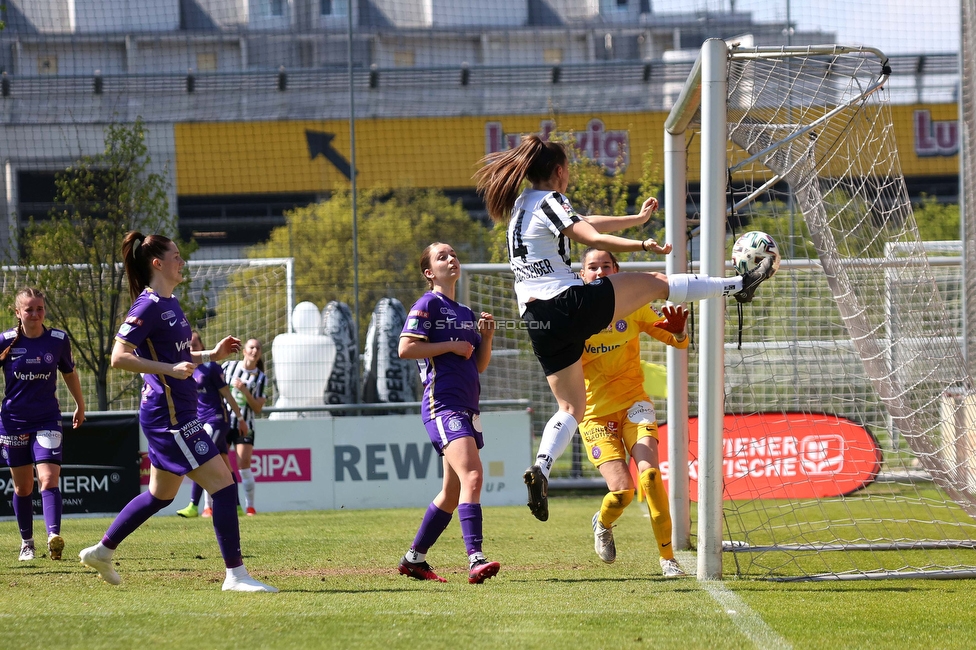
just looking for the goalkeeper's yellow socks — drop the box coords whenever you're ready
[639,468,675,561]
[599,489,634,528]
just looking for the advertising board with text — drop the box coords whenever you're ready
[146,410,531,515]
[649,412,882,500]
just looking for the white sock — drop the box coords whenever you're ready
[227,564,250,580]
[95,542,114,559]
[405,549,426,563]
[536,411,578,479]
[667,274,742,303]
[203,491,213,511]
[240,469,255,509]
[468,551,486,566]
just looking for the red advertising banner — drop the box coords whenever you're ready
[649,412,882,500]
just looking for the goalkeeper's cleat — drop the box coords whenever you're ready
[398,557,447,583]
[591,512,616,564]
[176,503,199,518]
[735,256,775,304]
[468,559,500,584]
[79,544,121,585]
[48,534,65,561]
[523,465,549,522]
[18,540,35,562]
[660,557,688,578]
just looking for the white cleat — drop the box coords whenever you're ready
[18,540,35,562]
[660,557,688,578]
[591,512,616,564]
[79,544,121,585]
[222,573,279,593]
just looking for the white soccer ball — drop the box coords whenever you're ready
[731,230,781,276]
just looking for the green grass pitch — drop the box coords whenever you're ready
[2,495,976,649]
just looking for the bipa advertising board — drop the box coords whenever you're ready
[146,410,531,515]
[653,412,882,500]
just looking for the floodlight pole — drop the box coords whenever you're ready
[697,37,729,580]
[348,1,361,403]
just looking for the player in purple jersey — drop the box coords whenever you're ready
[176,331,248,519]
[396,242,500,584]
[78,231,277,593]
[0,287,85,562]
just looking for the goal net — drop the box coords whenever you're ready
[666,41,976,579]
[0,258,292,413]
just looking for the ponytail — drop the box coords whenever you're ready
[122,230,173,301]
[475,134,567,223]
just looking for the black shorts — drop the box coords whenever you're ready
[521,278,615,375]
[227,426,255,447]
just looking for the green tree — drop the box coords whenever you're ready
[251,188,490,341]
[22,119,198,410]
[914,196,960,241]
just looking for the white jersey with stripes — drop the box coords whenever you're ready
[507,188,584,314]
[222,360,266,434]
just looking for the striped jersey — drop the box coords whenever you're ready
[581,305,689,419]
[222,360,266,434]
[507,188,583,314]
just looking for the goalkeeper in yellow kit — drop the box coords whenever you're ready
[579,248,689,577]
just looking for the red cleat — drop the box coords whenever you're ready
[468,559,500,584]
[246,507,257,516]
[398,557,447,582]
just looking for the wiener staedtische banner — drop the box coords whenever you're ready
[0,413,141,516]
[653,412,883,500]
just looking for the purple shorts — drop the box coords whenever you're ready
[0,421,63,467]
[143,417,220,476]
[202,420,231,456]
[424,410,484,456]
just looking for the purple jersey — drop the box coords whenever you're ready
[400,291,481,422]
[194,361,229,426]
[0,326,75,432]
[115,288,195,428]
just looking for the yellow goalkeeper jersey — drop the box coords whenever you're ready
[582,304,689,420]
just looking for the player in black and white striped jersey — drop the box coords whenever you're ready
[222,339,267,516]
[475,134,774,523]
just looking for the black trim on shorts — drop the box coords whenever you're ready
[521,278,615,375]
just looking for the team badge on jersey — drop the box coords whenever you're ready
[447,416,464,432]
[615,320,627,332]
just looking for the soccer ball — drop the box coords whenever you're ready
[731,231,781,276]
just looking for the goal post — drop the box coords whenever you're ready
[665,39,976,580]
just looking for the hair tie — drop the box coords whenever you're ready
[133,236,143,255]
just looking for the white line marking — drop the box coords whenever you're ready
[677,551,792,650]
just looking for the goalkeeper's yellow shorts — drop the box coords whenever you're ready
[579,400,658,468]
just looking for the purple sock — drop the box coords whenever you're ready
[190,482,204,507]
[41,488,62,535]
[211,484,243,569]
[411,503,452,553]
[102,491,173,549]
[458,503,483,556]
[13,493,33,540]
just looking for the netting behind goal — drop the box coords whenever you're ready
[678,44,976,579]
[0,258,291,413]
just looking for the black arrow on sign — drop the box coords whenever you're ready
[305,130,354,180]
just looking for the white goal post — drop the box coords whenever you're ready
[665,39,976,580]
